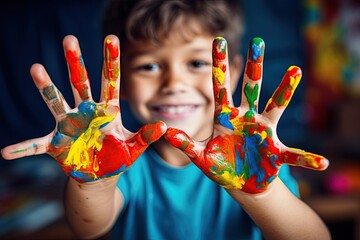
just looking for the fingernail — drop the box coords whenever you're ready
[213,37,227,61]
[286,66,302,89]
[249,37,265,62]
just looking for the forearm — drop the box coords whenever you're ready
[65,176,122,239]
[227,177,331,240]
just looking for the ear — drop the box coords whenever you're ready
[229,54,243,94]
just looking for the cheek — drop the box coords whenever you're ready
[123,73,153,102]
[125,80,157,116]
[200,75,215,104]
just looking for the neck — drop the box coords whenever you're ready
[152,137,192,167]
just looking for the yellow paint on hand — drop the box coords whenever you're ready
[221,105,232,114]
[256,130,268,144]
[210,167,246,189]
[230,117,243,134]
[64,113,115,170]
[212,66,225,85]
[220,171,245,189]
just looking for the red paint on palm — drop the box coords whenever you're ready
[96,135,132,175]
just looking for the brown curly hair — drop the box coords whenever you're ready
[102,0,244,61]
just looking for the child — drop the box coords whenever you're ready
[1,0,330,239]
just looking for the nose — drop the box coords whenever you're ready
[160,65,187,95]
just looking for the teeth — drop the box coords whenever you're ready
[157,105,194,114]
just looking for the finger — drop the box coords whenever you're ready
[212,37,239,130]
[164,128,204,161]
[213,37,233,108]
[100,35,121,103]
[126,121,167,159]
[240,37,265,115]
[263,66,301,124]
[1,134,52,160]
[63,35,93,104]
[30,64,70,118]
[281,147,329,171]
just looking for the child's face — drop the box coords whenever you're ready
[121,33,215,141]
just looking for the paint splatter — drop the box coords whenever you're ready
[103,39,120,102]
[265,66,301,112]
[213,37,240,131]
[46,99,165,182]
[65,50,90,100]
[245,37,265,81]
[165,37,328,193]
[243,83,259,122]
[42,84,66,115]
[44,41,165,182]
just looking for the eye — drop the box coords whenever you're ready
[188,60,210,69]
[135,63,160,72]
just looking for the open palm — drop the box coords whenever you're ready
[2,35,166,182]
[165,37,329,194]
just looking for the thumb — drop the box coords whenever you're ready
[164,128,202,159]
[127,121,167,158]
[137,121,167,145]
[281,148,329,171]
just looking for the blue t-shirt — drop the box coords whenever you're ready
[110,147,299,240]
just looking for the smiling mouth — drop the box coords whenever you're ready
[151,105,199,119]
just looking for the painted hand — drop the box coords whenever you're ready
[1,35,166,182]
[165,37,329,194]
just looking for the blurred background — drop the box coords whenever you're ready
[0,0,359,239]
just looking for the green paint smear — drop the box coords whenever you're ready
[243,162,250,180]
[11,149,27,154]
[274,87,291,106]
[249,37,265,61]
[244,83,259,109]
[42,85,57,101]
[245,111,255,121]
[251,37,264,47]
[244,83,259,121]
[142,130,153,143]
[180,140,188,150]
[265,128,273,138]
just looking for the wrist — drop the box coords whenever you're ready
[65,175,122,238]
[67,175,120,193]
[227,177,331,240]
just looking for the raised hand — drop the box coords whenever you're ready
[165,37,329,194]
[1,35,166,182]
